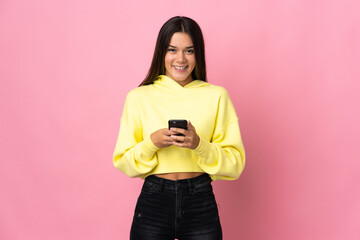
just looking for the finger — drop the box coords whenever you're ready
[170,127,187,135]
[165,129,178,136]
[164,135,174,140]
[171,135,186,142]
[172,141,187,148]
[187,121,195,131]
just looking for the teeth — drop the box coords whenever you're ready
[174,66,187,70]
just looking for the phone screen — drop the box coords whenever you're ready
[168,119,187,136]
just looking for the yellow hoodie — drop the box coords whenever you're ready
[113,75,245,181]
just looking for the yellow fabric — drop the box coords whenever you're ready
[113,75,245,181]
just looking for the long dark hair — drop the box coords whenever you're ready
[139,16,206,86]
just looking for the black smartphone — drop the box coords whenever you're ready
[168,119,188,136]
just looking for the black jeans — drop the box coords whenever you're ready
[130,174,222,240]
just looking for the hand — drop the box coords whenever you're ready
[150,128,177,148]
[170,121,200,150]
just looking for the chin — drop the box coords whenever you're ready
[173,74,190,82]
[174,77,188,82]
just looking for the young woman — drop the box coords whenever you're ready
[113,16,245,240]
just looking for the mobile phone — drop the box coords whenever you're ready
[168,119,187,136]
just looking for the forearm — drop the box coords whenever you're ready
[113,136,159,178]
[194,133,245,181]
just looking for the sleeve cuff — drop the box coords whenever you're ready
[137,135,160,158]
[193,136,210,158]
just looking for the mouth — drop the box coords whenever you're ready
[173,66,188,72]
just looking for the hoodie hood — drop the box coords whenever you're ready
[153,75,210,90]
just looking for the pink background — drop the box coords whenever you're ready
[1,0,359,239]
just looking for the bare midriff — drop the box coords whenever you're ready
[155,172,204,181]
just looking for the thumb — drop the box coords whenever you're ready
[188,120,195,131]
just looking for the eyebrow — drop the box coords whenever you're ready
[168,45,194,49]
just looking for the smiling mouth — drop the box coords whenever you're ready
[174,66,188,70]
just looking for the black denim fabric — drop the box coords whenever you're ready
[130,174,222,240]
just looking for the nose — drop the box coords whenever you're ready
[176,51,186,63]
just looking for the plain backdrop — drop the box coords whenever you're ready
[1,0,359,239]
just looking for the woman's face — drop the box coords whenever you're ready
[164,32,196,87]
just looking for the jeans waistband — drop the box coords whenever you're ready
[145,173,211,191]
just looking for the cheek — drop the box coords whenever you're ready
[164,55,173,67]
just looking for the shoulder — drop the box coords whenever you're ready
[203,83,231,98]
[126,85,153,99]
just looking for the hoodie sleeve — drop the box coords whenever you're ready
[113,91,159,178]
[193,89,245,181]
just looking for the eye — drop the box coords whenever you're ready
[185,49,194,54]
[168,48,176,53]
